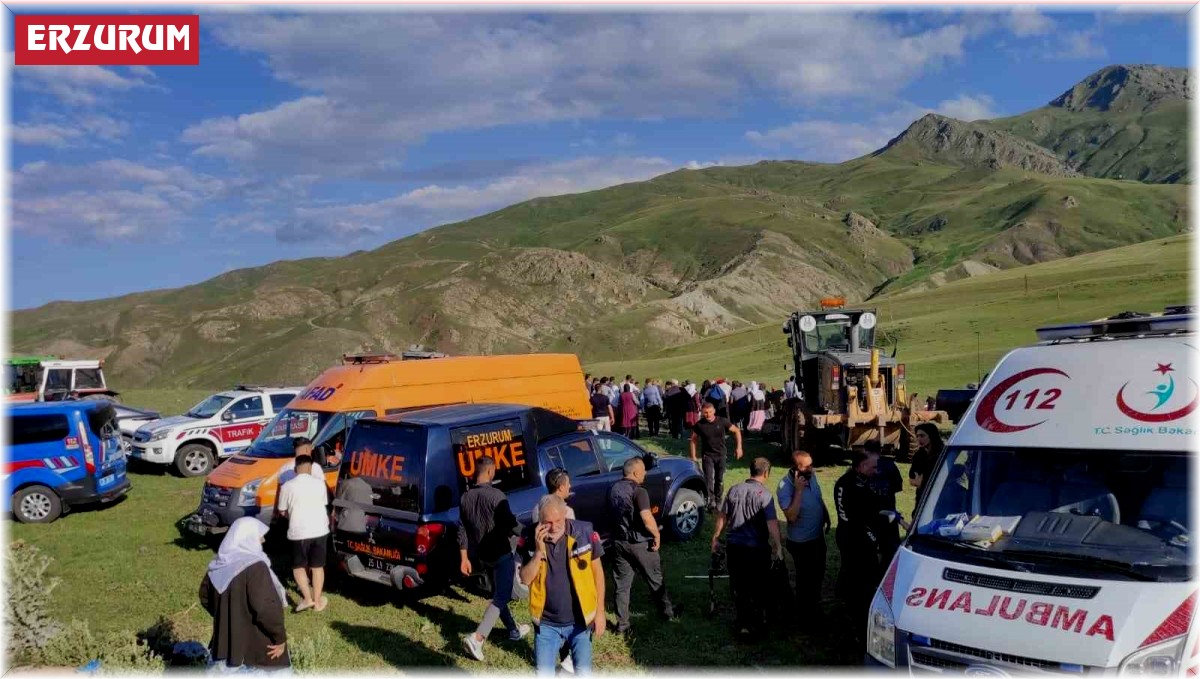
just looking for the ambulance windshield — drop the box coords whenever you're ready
[912,448,1191,581]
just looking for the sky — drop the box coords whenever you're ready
[6,6,1191,309]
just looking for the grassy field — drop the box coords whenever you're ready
[585,234,1192,397]
[9,389,915,671]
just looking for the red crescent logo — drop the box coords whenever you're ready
[1116,382,1198,423]
[974,367,1070,433]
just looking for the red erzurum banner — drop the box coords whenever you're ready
[14,15,199,66]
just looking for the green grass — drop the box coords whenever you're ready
[10,390,914,670]
[586,234,1191,398]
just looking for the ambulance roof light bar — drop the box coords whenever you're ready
[1036,306,1194,343]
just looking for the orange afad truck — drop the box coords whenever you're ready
[184,352,590,536]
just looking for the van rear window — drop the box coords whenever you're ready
[452,419,535,494]
[10,414,71,445]
[86,405,118,437]
[340,421,425,513]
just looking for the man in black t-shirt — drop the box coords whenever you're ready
[458,457,529,662]
[690,402,743,511]
[589,383,615,432]
[607,457,677,634]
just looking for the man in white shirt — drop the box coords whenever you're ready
[278,437,326,487]
[277,454,331,612]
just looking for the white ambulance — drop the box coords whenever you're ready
[867,307,1195,675]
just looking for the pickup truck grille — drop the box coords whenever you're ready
[133,430,153,443]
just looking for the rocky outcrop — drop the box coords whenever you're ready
[1050,64,1191,114]
[876,114,1078,177]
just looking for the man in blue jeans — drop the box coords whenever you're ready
[458,457,530,662]
[518,495,607,676]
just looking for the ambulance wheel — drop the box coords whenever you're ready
[176,444,215,477]
[666,489,704,541]
[14,485,62,524]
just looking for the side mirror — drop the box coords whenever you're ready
[221,411,235,422]
[643,452,658,470]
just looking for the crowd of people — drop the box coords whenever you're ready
[585,374,780,439]
[193,376,948,675]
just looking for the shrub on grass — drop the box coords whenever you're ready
[6,541,176,673]
[39,619,164,673]
[290,628,338,673]
[5,540,63,658]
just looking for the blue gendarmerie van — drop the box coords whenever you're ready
[6,401,131,523]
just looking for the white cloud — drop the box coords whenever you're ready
[13,63,154,106]
[11,114,130,147]
[746,121,889,162]
[11,123,79,147]
[1054,30,1108,60]
[746,93,1000,162]
[1005,8,1056,37]
[258,156,680,243]
[935,94,998,122]
[185,13,976,174]
[11,160,226,242]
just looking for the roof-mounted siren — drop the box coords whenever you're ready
[342,352,400,366]
[234,384,267,392]
[400,350,448,360]
[820,296,846,310]
[1035,307,1195,342]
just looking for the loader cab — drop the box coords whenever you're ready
[783,309,882,411]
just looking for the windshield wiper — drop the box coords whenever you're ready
[912,534,1032,573]
[999,549,1160,582]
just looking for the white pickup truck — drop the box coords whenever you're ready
[130,386,301,477]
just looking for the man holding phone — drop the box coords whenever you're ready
[519,495,606,676]
[607,457,678,635]
[777,450,831,630]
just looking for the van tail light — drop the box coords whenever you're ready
[77,421,95,473]
[897,364,906,382]
[415,523,445,556]
[831,365,841,389]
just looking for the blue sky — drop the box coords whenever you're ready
[7,7,1190,309]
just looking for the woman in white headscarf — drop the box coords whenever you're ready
[748,381,768,432]
[199,518,291,673]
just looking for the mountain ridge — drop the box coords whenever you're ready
[12,63,1191,388]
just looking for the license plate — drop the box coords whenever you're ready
[366,557,392,572]
[98,474,116,489]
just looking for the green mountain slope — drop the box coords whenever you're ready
[586,234,1192,398]
[988,64,1190,183]
[11,66,1190,389]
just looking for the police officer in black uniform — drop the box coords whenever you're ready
[865,439,904,566]
[607,456,678,634]
[834,451,884,629]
